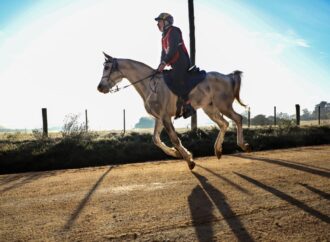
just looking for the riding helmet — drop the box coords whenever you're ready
[155,13,174,25]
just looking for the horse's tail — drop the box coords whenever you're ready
[231,70,246,107]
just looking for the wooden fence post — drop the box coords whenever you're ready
[274,106,277,126]
[248,107,251,128]
[85,109,88,131]
[123,109,126,135]
[295,104,300,126]
[42,108,48,137]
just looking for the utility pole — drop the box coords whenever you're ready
[188,0,197,130]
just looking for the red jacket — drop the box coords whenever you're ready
[161,26,190,67]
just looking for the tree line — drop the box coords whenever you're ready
[243,101,330,126]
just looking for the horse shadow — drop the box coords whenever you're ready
[189,172,254,242]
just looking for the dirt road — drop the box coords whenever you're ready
[1,145,329,241]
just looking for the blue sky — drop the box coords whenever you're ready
[0,0,329,130]
[0,0,35,29]
[241,0,330,65]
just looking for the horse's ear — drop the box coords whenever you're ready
[103,52,113,62]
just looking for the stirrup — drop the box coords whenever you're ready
[188,65,196,71]
[188,65,200,72]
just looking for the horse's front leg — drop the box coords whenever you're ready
[162,117,195,170]
[152,118,181,158]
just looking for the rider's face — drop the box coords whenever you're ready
[157,20,164,32]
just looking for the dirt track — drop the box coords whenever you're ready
[1,145,329,241]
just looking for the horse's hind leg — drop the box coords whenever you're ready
[223,106,251,152]
[203,105,229,159]
[162,116,195,170]
[152,119,181,158]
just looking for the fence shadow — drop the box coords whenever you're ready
[190,172,254,242]
[196,164,251,195]
[235,172,330,224]
[0,171,58,194]
[64,166,113,230]
[299,183,330,200]
[232,155,330,178]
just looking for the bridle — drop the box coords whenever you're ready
[102,58,122,92]
[102,58,158,93]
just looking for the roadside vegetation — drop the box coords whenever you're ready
[0,114,329,174]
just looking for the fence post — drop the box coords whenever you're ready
[318,105,321,125]
[123,109,126,135]
[274,106,277,126]
[248,107,251,128]
[42,108,48,137]
[85,109,88,131]
[295,104,300,126]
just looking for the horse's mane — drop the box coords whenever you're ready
[126,59,155,72]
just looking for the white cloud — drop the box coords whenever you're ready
[295,38,310,48]
[263,31,310,56]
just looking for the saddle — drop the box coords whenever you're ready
[163,66,206,119]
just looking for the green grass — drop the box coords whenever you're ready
[1,125,329,174]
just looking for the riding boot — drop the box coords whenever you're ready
[174,97,184,119]
[182,102,196,119]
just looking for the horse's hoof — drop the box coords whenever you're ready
[188,161,195,170]
[245,143,252,152]
[215,150,222,159]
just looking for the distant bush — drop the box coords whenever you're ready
[134,117,155,129]
[61,114,87,140]
[61,113,97,143]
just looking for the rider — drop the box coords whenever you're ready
[155,12,196,119]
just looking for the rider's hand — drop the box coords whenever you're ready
[157,62,166,72]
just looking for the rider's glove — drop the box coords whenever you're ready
[157,61,166,72]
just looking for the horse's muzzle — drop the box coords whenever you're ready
[97,83,109,94]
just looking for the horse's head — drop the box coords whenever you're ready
[97,52,123,94]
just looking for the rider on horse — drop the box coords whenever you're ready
[155,12,196,119]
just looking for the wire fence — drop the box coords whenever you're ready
[241,103,330,128]
[1,102,329,137]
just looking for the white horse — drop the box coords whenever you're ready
[97,53,250,170]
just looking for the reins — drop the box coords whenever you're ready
[113,72,158,93]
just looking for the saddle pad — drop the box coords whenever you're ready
[163,69,206,97]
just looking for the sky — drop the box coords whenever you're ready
[0,0,329,130]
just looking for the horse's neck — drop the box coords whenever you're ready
[118,59,154,100]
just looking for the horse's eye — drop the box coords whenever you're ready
[104,66,109,70]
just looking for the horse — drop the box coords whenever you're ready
[97,52,250,170]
